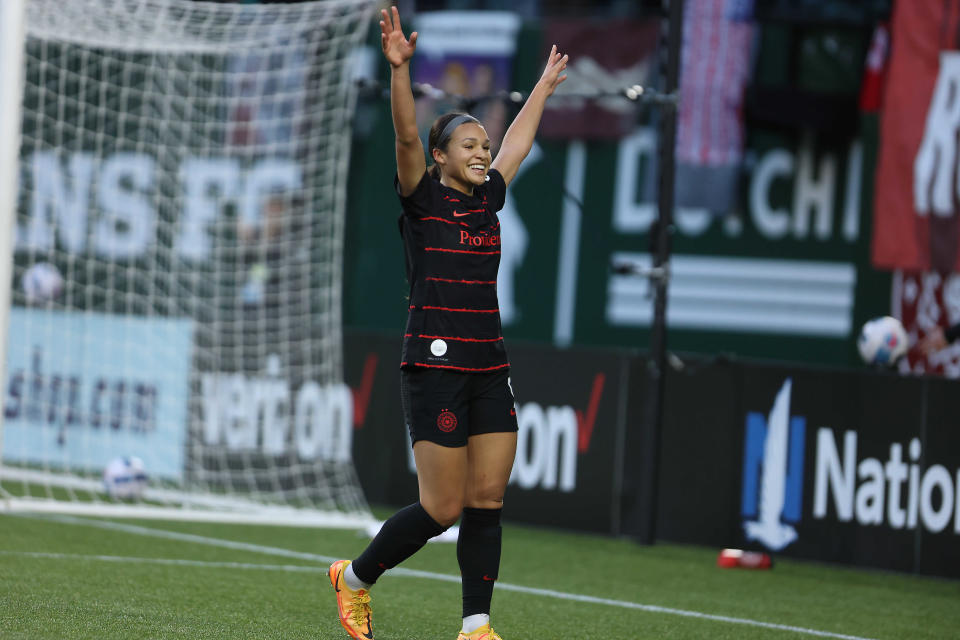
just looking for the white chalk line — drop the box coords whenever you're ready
[5,513,876,640]
[0,549,325,573]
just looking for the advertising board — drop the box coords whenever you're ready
[3,308,193,477]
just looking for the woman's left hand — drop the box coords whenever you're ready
[537,45,568,96]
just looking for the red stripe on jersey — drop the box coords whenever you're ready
[417,334,503,343]
[443,196,461,202]
[425,247,500,255]
[415,216,469,227]
[467,208,485,213]
[401,362,510,373]
[413,305,499,313]
[425,276,497,285]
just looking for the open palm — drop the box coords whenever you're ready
[538,45,568,96]
[380,7,417,68]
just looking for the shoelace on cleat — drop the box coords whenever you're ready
[348,591,372,627]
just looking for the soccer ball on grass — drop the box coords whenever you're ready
[103,456,148,500]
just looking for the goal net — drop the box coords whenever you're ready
[0,0,377,527]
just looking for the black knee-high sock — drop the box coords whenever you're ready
[351,502,447,585]
[457,507,502,618]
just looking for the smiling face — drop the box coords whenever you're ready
[433,122,491,195]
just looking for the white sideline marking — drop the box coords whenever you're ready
[9,514,876,640]
[0,550,326,573]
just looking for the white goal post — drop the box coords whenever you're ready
[0,0,378,527]
[0,0,28,517]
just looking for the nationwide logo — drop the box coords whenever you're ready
[741,379,960,547]
[741,378,806,551]
[814,429,960,535]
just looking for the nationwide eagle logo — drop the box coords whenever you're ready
[741,379,806,551]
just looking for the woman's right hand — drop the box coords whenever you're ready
[535,44,569,97]
[380,6,417,68]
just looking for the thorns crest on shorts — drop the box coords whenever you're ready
[437,410,458,432]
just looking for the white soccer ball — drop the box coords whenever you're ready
[103,456,148,500]
[857,316,908,366]
[21,261,64,304]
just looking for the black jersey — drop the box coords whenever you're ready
[396,169,508,372]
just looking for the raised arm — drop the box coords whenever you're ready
[491,45,568,187]
[380,6,425,196]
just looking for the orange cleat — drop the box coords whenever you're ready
[328,560,374,639]
[456,623,503,640]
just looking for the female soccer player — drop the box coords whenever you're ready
[328,6,567,640]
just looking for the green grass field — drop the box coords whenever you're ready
[1,509,958,639]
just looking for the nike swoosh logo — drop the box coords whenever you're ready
[333,566,343,593]
[452,211,470,217]
[482,574,495,581]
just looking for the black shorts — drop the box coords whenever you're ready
[400,367,519,448]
